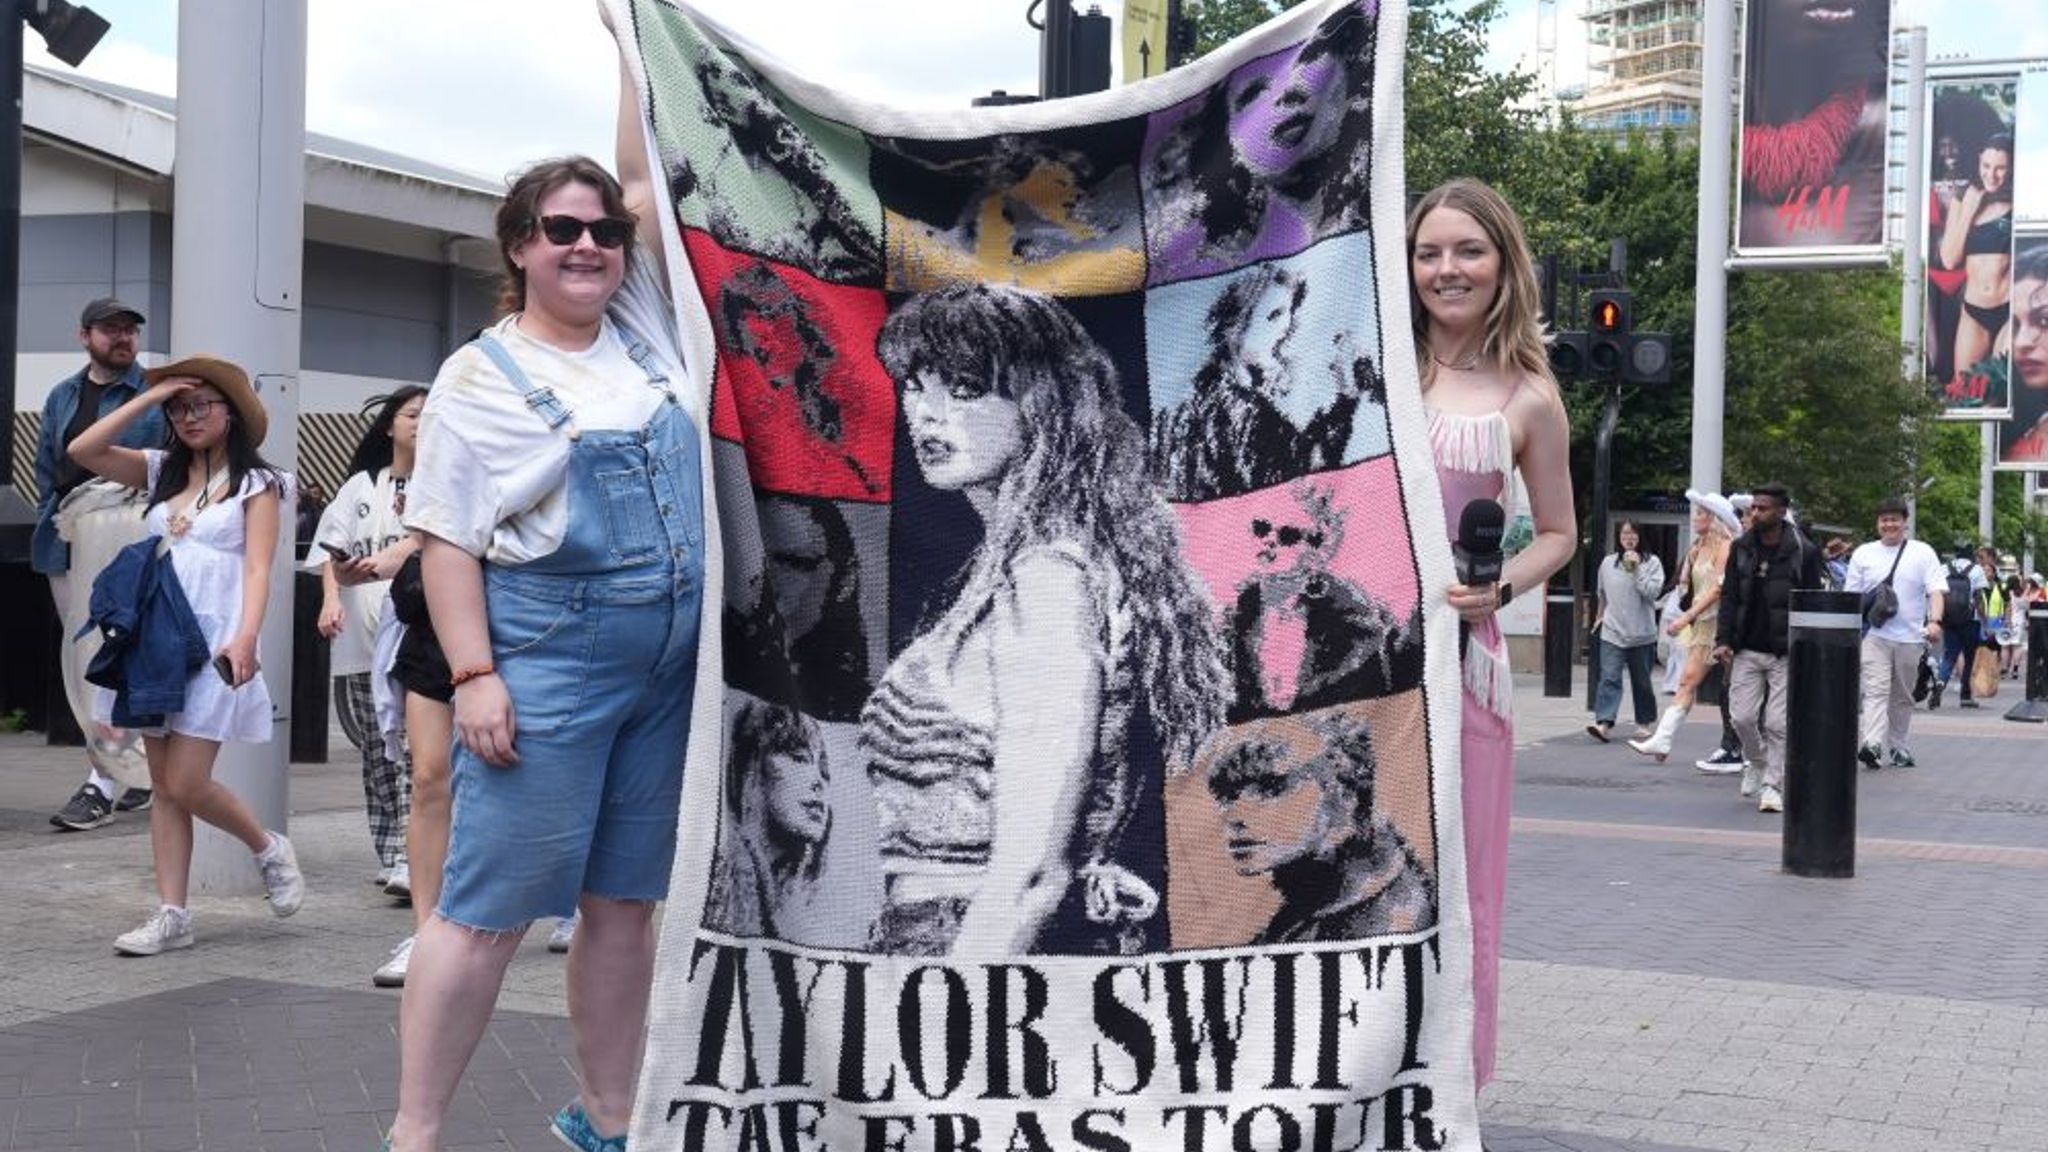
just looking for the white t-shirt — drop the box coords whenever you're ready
[405,261,689,565]
[1843,538,1945,643]
[306,469,405,676]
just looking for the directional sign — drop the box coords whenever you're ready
[1122,0,1169,83]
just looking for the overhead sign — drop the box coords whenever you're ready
[2001,226,2048,470]
[1923,73,2020,419]
[1732,0,1893,261]
[1122,0,1169,83]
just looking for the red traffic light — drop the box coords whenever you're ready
[1590,290,1630,334]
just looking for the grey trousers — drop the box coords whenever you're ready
[1858,635,1924,757]
[1729,650,1789,790]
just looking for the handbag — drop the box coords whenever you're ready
[1971,646,2001,700]
[1860,543,1907,629]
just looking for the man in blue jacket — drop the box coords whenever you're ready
[32,298,166,831]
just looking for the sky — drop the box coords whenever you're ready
[25,0,2048,197]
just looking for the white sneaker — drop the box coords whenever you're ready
[383,861,412,901]
[1758,786,1784,813]
[373,935,415,988]
[1738,762,1763,799]
[258,833,305,917]
[548,915,578,954]
[115,908,193,956]
[372,866,393,887]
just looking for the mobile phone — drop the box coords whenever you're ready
[320,542,352,563]
[213,654,259,684]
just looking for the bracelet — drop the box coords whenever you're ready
[449,664,496,688]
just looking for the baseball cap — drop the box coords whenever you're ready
[80,297,145,328]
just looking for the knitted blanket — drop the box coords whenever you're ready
[608,1,1478,1146]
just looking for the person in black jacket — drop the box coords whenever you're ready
[1713,482,1822,814]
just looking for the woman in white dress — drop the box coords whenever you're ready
[68,356,305,956]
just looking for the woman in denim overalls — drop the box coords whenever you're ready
[386,158,703,1152]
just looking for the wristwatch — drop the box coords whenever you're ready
[1498,581,1515,609]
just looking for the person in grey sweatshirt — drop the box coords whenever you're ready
[1588,519,1666,742]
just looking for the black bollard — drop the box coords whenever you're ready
[1784,589,1861,878]
[2006,601,2048,724]
[289,571,330,763]
[1543,578,1574,698]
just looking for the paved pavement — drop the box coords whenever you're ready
[1,670,2044,1151]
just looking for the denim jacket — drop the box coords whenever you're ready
[81,538,210,727]
[31,363,164,574]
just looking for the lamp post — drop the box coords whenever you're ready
[0,0,111,558]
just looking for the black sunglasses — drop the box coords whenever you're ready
[535,214,633,249]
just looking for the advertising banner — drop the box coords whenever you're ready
[1734,0,1892,259]
[2001,227,2048,469]
[1925,74,2020,417]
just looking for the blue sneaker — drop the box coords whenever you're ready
[551,1102,626,1152]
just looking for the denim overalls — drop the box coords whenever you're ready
[437,331,705,932]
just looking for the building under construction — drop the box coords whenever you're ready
[1570,0,1741,136]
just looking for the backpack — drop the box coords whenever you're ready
[1941,567,1976,632]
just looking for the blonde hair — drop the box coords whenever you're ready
[1406,178,1554,391]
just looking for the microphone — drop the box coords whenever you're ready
[1453,499,1506,651]
[1454,499,1506,588]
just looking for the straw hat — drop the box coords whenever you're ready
[146,355,267,446]
[1684,488,1740,536]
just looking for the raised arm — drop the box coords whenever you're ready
[68,378,188,491]
[616,52,665,277]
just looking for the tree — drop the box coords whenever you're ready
[1722,267,1935,532]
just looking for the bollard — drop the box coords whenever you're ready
[1543,578,1575,698]
[2006,602,2048,724]
[289,570,330,763]
[1784,589,1861,878]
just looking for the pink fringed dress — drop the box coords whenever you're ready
[1427,389,1519,1089]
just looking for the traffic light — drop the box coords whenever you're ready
[1587,289,1631,380]
[1549,330,1587,381]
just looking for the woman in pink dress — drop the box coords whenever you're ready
[1407,179,1576,1091]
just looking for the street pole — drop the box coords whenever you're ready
[1900,28,1926,378]
[1900,28,1927,532]
[2027,471,2040,576]
[1584,384,1621,710]
[1039,0,1074,99]
[1979,423,1996,542]
[0,7,34,550]
[176,0,306,893]
[1687,0,1734,497]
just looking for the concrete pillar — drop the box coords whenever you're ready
[174,0,306,893]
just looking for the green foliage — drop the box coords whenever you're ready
[1912,424,2048,557]
[1189,0,1310,57]
[1722,267,1935,532]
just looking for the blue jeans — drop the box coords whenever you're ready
[1935,619,1980,699]
[1593,637,1658,725]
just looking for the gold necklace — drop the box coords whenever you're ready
[165,456,223,538]
[1432,347,1481,371]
